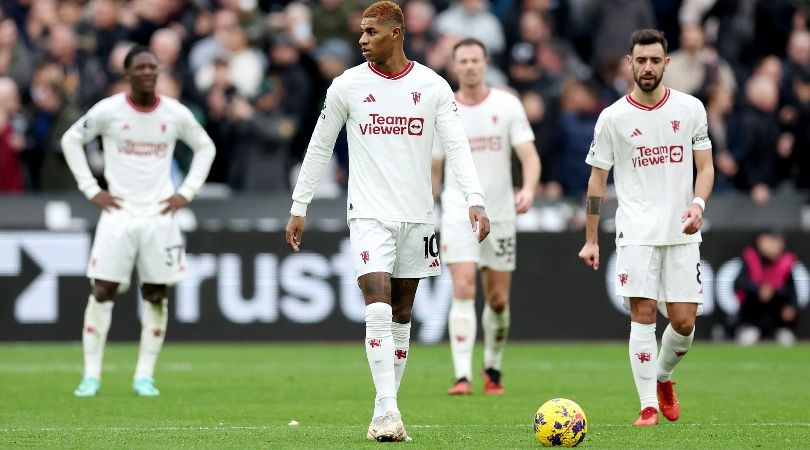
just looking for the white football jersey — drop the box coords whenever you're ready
[434,87,535,222]
[62,93,216,212]
[585,88,712,246]
[291,61,484,223]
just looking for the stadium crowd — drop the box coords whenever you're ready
[0,0,809,203]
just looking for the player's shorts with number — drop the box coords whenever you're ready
[87,208,186,286]
[615,243,703,315]
[440,218,516,271]
[349,218,441,279]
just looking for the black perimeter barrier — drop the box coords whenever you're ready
[1,230,808,342]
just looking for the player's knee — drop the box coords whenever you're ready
[392,307,412,324]
[487,293,508,313]
[92,284,117,301]
[141,285,166,303]
[454,283,476,299]
[632,309,656,325]
[670,317,695,336]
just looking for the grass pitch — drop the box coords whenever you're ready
[0,342,808,448]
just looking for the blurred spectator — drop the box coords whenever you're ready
[218,0,275,50]
[779,68,810,189]
[76,0,132,63]
[0,77,24,192]
[519,90,556,195]
[550,78,599,198]
[149,27,197,103]
[195,19,266,99]
[595,53,633,106]
[282,2,316,51]
[22,0,60,45]
[663,24,736,100]
[651,0,681,54]
[126,0,186,46]
[781,30,810,100]
[57,0,85,29]
[705,83,741,191]
[156,72,202,188]
[500,0,560,53]
[403,0,439,67]
[590,0,654,72]
[268,33,314,131]
[20,61,83,191]
[105,40,137,94]
[312,0,354,45]
[189,9,239,73]
[504,9,550,84]
[751,0,798,62]
[561,0,598,62]
[312,39,352,191]
[734,228,798,346]
[679,0,757,78]
[434,0,506,60]
[739,76,781,205]
[0,18,33,94]
[752,54,783,85]
[41,24,107,108]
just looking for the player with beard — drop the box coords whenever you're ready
[578,29,714,426]
[62,45,215,398]
[285,1,489,442]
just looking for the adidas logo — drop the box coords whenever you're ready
[363,93,376,103]
[630,128,642,138]
[429,258,440,268]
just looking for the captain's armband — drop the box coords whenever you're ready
[585,196,602,215]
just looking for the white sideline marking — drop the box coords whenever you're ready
[0,363,193,373]
[1,423,809,433]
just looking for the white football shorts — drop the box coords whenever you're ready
[87,208,187,287]
[440,217,516,271]
[349,218,441,279]
[615,243,704,316]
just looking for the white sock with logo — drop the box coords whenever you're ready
[482,303,510,371]
[134,298,168,381]
[392,321,411,391]
[657,323,694,382]
[82,295,114,380]
[374,321,411,418]
[629,322,658,410]
[448,298,476,381]
[365,303,397,416]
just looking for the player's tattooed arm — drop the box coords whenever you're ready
[585,196,602,215]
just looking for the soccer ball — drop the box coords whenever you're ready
[534,398,588,447]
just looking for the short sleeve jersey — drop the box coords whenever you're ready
[585,88,712,246]
[292,61,484,223]
[434,88,535,222]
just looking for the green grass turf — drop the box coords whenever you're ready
[0,342,808,449]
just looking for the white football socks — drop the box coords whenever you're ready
[134,298,168,381]
[374,321,411,418]
[82,295,114,380]
[482,303,510,371]
[657,323,694,382]
[392,321,411,392]
[629,322,658,410]
[448,298,476,381]
[365,303,398,416]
